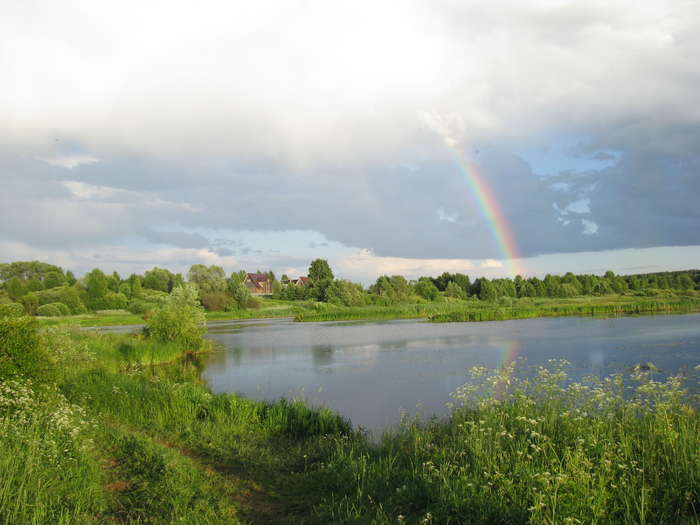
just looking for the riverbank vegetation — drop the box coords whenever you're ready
[2,292,699,523]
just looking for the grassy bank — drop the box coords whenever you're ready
[35,298,313,328]
[2,318,699,523]
[295,295,700,323]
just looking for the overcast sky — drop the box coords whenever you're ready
[2,0,699,282]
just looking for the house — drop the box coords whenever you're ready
[290,276,311,286]
[244,273,272,295]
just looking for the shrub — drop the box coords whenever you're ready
[200,292,231,311]
[128,299,158,315]
[143,284,206,349]
[103,291,128,310]
[0,303,24,318]
[245,295,262,309]
[0,316,54,382]
[36,303,69,317]
[19,293,39,315]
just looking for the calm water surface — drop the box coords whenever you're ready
[202,314,700,432]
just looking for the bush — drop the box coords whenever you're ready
[0,316,54,382]
[0,303,24,318]
[36,303,70,317]
[128,299,158,315]
[245,295,262,309]
[103,291,128,310]
[200,292,231,311]
[143,284,206,349]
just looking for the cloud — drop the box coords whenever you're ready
[39,154,99,169]
[581,219,599,235]
[0,1,698,270]
[142,230,210,249]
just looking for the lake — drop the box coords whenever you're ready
[202,313,700,432]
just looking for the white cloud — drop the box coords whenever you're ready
[39,154,99,169]
[436,207,459,223]
[2,0,697,161]
[581,219,599,235]
[334,248,504,283]
[62,180,198,212]
[564,198,591,214]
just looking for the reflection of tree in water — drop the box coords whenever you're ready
[312,344,334,369]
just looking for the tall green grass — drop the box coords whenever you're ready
[0,380,106,524]
[309,362,700,524]
[294,296,700,323]
[430,297,700,322]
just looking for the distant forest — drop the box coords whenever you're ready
[0,259,698,317]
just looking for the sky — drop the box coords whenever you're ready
[1,0,699,283]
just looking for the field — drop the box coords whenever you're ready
[1,317,699,524]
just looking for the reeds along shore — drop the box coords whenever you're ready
[294,297,700,323]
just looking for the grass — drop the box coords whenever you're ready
[295,295,700,323]
[37,298,314,328]
[2,319,699,524]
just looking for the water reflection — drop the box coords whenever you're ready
[198,314,700,432]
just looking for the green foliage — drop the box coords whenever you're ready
[0,380,105,523]
[119,282,132,297]
[144,284,206,349]
[188,264,227,295]
[5,277,27,300]
[370,275,413,305]
[0,303,24,318]
[143,267,178,293]
[127,299,157,314]
[19,292,39,315]
[325,279,367,306]
[310,363,700,524]
[307,259,334,301]
[26,277,44,292]
[444,281,467,299]
[32,286,87,314]
[36,302,71,317]
[229,281,251,309]
[103,291,128,310]
[414,277,440,301]
[200,292,231,311]
[85,268,109,309]
[0,316,54,382]
[43,271,66,289]
[0,261,63,282]
[308,259,334,282]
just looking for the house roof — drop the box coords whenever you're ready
[298,276,311,284]
[246,273,270,287]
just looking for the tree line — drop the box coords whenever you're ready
[0,259,698,317]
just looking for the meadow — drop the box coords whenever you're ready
[1,311,699,524]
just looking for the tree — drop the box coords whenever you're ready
[308,259,334,282]
[476,278,497,301]
[85,268,109,309]
[65,270,77,286]
[44,271,66,289]
[144,283,206,349]
[188,264,227,295]
[445,281,466,299]
[26,278,44,292]
[229,282,251,309]
[5,277,26,300]
[325,280,366,306]
[308,259,334,301]
[414,278,439,301]
[143,267,175,292]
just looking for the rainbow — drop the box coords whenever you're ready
[448,146,525,277]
